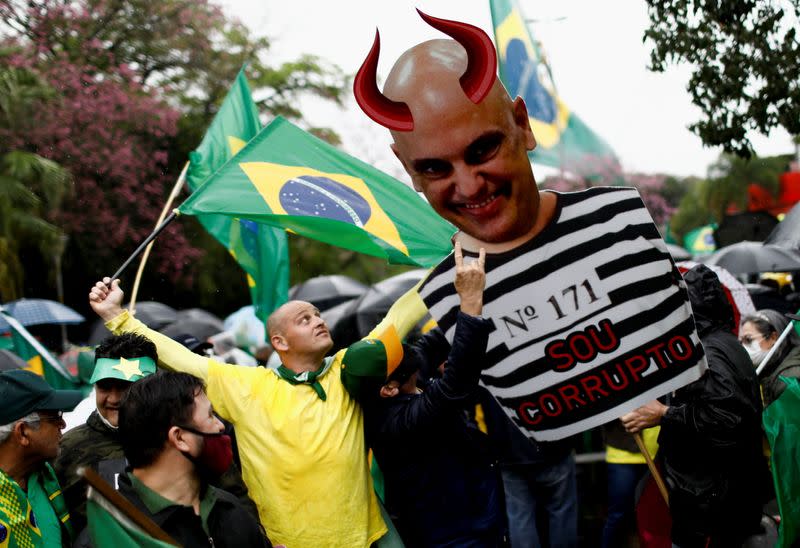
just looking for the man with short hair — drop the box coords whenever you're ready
[112,370,270,548]
[55,333,157,533]
[0,369,83,547]
[89,277,425,546]
[354,13,703,547]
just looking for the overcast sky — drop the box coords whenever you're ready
[220,0,794,181]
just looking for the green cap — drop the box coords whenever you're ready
[89,356,157,384]
[0,370,83,424]
[77,348,96,384]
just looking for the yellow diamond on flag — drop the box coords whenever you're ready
[239,162,409,256]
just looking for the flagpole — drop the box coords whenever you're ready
[633,432,669,507]
[79,467,179,546]
[128,163,189,313]
[756,321,796,376]
[108,211,179,283]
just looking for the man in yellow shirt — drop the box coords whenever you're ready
[88,276,426,546]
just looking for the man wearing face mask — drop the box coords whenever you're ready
[113,371,270,547]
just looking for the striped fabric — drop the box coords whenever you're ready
[419,187,707,440]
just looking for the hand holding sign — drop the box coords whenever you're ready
[454,242,486,316]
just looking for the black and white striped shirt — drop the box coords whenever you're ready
[419,187,707,440]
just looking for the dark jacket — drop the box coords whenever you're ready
[117,472,270,548]
[55,411,126,534]
[659,265,767,543]
[364,312,504,547]
[57,411,261,546]
[762,345,800,407]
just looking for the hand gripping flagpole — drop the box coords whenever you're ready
[127,163,189,313]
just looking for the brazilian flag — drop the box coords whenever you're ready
[5,319,81,390]
[179,117,456,268]
[490,0,619,174]
[186,68,289,322]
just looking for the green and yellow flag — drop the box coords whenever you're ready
[180,117,455,267]
[87,490,175,548]
[2,315,80,390]
[490,0,619,174]
[186,68,289,322]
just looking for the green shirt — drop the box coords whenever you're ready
[127,473,218,535]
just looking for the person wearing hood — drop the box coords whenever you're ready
[621,264,767,548]
[739,309,800,407]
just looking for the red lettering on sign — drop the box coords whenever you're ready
[602,364,630,391]
[644,342,669,369]
[558,384,586,410]
[518,402,542,425]
[624,355,649,382]
[540,394,563,417]
[546,340,575,371]
[588,319,619,352]
[669,336,693,361]
[580,375,609,401]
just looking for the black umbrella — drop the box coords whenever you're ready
[289,275,369,311]
[349,269,429,337]
[765,201,800,250]
[127,301,178,330]
[713,211,779,248]
[87,301,178,344]
[703,241,800,274]
[159,319,224,342]
[176,309,224,331]
[321,298,357,333]
[0,349,28,371]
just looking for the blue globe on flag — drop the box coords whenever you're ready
[279,175,373,227]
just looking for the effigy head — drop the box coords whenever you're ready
[353,10,499,132]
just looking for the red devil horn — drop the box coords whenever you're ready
[353,30,414,132]
[417,9,498,104]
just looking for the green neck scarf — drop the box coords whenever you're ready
[276,358,333,401]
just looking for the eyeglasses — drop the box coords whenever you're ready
[739,334,764,346]
[35,411,64,424]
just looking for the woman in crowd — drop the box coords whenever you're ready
[739,310,800,406]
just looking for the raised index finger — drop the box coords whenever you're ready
[454,241,463,267]
[477,247,486,270]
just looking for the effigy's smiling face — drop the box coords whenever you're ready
[385,40,539,244]
[392,92,538,244]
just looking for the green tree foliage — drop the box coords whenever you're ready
[644,0,800,157]
[668,153,791,243]
[0,65,71,301]
[0,0,351,318]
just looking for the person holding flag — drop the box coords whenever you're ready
[88,275,427,547]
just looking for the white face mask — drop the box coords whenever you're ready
[744,342,767,366]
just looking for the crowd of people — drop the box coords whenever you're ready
[0,12,798,548]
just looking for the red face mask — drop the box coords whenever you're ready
[177,425,234,478]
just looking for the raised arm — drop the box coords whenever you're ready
[380,244,490,436]
[89,277,210,381]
